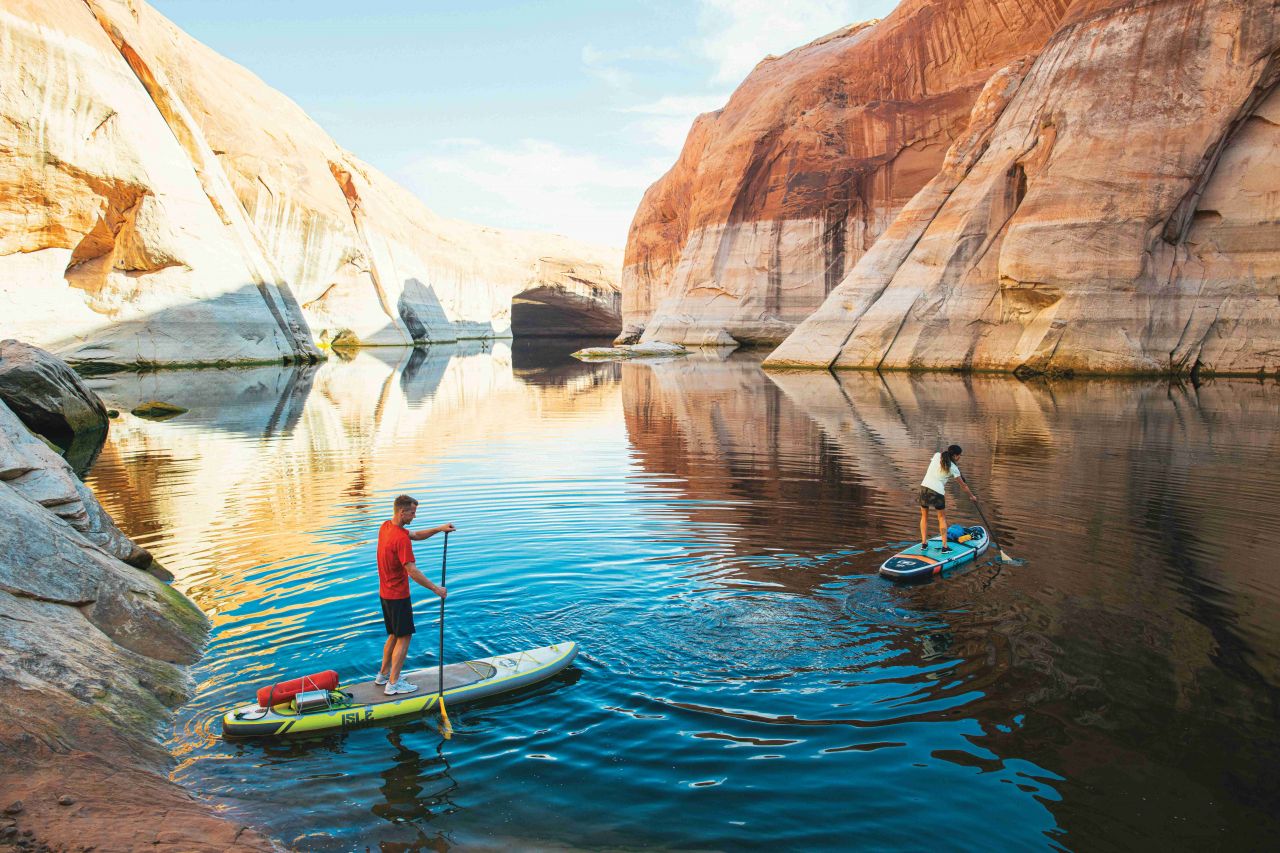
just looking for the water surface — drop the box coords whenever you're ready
[85,342,1280,850]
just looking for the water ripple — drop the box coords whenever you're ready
[80,350,1280,850]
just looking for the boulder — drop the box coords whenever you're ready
[573,341,690,361]
[130,401,189,421]
[629,341,693,357]
[0,340,108,471]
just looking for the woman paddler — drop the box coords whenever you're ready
[918,444,976,553]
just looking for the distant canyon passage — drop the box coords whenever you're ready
[625,0,1280,376]
[0,0,621,367]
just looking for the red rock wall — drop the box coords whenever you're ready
[621,0,1071,346]
[767,0,1280,376]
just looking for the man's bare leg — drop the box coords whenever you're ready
[378,634,396,680]
[388,635,412,683]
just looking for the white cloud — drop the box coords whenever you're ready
[696,0,877,86]
[616,93,730,152]
[400,139,665,248]
[582,45,633,89]
[627,116,699,152]
[582,44,682,90]
[590,2,888,161]
[390,3,894,246]
[619,94,729,117]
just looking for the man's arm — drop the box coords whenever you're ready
[404,561,446,599]
[409,522,456,542]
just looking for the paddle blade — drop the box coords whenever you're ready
[439,697,453,740]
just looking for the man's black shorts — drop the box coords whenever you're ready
[381,596,415,637]
[918,486,946,510]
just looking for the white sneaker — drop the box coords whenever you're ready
[384,679,418,696]
[374,673,389,686]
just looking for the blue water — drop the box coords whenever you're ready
[84,341,1280,850]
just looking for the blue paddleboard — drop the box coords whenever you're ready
[879,526,989,581]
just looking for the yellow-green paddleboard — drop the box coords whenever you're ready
[221,642,578,737]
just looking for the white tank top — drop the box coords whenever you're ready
[921,452,960,494]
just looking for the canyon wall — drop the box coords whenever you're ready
[0,0,620,369]
[620,0,1070,346]
[765,0,1280,375]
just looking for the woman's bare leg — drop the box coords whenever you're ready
[937,510,949,549]
[919,507,928,547]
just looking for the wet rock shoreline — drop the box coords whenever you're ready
[0,343,276,852]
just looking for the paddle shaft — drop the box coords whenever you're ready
[438,530,448,694]
[964,483,1009,561]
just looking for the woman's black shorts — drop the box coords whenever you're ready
[381,596,415,637]
[918,486,946,510]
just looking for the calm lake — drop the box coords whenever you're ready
[83,341,1280,851]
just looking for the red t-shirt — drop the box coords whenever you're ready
[377,520,414,599]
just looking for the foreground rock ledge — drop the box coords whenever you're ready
[0,386,274,849]
[0,340,109,474]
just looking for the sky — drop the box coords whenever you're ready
[151,0,899,248]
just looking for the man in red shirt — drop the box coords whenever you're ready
[375,494,455,695]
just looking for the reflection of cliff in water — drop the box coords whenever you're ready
[618,358,1279,845]
[621,352,895,584]
[767,370,1280,848]
[83,344,622,623]
[767,371,1280,678]
[510,336,620,390]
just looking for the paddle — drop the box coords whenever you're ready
[437,529,452,739]
[966,487,1011,562]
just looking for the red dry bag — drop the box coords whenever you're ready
[256,670,339,708]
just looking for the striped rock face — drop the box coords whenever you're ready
[766,0,1280,376]
[0,0,621,368]
[0,0,319,367]
[620,0,1070,347]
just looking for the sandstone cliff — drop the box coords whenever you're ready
[0,0,620,369]
[621,0,1070,346]
[765,0,1280,375]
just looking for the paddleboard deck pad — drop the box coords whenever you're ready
[222,642,577,737]
[879,527,989,581]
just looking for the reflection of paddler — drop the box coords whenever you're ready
[917,444,976,553]
[375,495,455,696]
[372,728,455,825]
